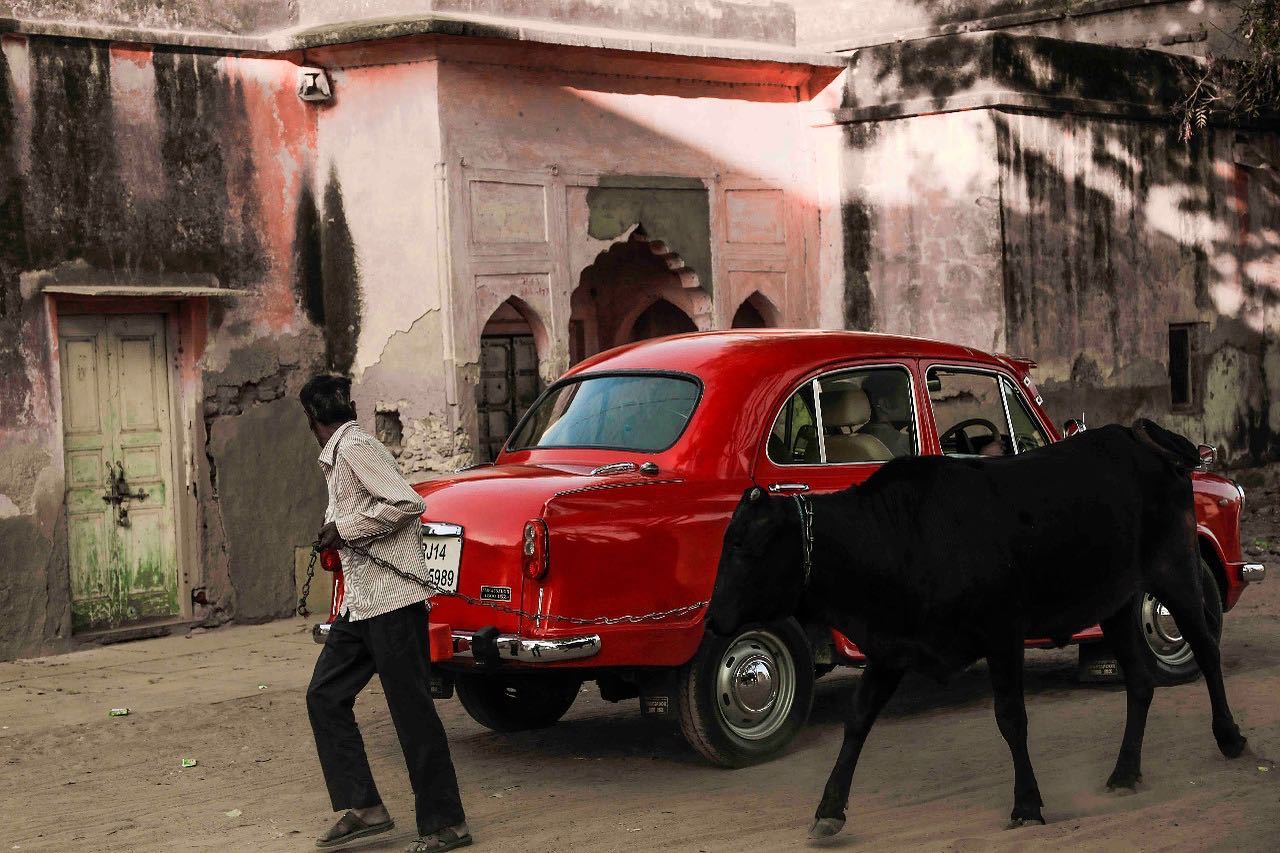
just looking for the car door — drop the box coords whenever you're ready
[752,360,925,497]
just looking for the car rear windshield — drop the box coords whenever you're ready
[509,373,700,452]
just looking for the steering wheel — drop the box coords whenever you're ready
[939,418,1000,455]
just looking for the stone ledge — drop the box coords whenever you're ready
[834,31,1223,124]
[0,10,844,70]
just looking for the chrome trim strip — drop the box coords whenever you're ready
[451,631,601,662]
[590,461,638,476]
[1243,563,1266,582]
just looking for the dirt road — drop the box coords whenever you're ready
[3,492,1278,852]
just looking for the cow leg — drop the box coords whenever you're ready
[1099,604,1154,791]
[988,646,1044,827]
[810,663,904,839]
[1151,577,1247,758]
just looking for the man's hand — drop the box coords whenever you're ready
[316,521,345,551]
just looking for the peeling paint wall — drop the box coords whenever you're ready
[0,35,330,658]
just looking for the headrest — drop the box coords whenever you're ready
[823,388,871,426]
[862,371,910,421]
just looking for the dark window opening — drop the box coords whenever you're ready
[1169,323,1202,412]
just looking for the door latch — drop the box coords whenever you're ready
[102,461,148,526]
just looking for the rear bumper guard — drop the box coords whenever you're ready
[1242,563,1266,583]
[451,630,601,662]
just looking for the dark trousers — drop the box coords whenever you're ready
[307,601,466,835]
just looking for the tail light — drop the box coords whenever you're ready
[320,548,342,572]
[522,519,549,580]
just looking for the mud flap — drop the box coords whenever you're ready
[1077,641,1123,683]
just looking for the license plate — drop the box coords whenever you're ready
[421,522,463,594]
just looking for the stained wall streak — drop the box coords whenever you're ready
[319,166,360,374]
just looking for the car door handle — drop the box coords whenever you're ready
[767,482,810,493]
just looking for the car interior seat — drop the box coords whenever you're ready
[822,389,894,462]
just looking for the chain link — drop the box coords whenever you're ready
[299,540,707,627]
[297,547,318,617]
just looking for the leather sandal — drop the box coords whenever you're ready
[316,810,395,848]
[405,822,472,852]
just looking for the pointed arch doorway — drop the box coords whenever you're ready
[478,298,543,461]
[569,225,707,365]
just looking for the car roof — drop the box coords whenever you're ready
[566,329,1009,379]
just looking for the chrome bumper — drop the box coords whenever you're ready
[451,630,601,662]
[1243,563,1267,583]
[313,622,330,643]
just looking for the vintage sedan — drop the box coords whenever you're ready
[319,330,1264,766]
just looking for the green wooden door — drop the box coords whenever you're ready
[59,314,180,632]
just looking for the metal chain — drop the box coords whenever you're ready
[792,493,813,586]
[333,540,708,626]
[297,548,318,617]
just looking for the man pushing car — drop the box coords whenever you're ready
[300,373,472,852]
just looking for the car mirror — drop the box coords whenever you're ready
[1062,419,1086,438]
[1197,444,1216,469]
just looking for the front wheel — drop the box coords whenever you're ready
[677,618,815,767]
[454,673,581,732]
[1135,558,1223,686]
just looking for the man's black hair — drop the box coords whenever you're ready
[299,373,357,426]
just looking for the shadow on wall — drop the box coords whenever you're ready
[838,33,1279,462]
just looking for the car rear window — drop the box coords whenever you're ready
[509,374,700,452]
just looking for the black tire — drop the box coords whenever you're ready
[677,618,815,767]
[454,673,581,732]
[1136,558,1224,686]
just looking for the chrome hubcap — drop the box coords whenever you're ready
[715,630,796,741]
[1140,594,1193,666]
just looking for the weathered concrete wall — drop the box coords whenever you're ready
[837,110,1006,350]
[0,35,331,658]
[795,0,1244,57]
[313,56,462,475]
[997,112,1279,461]
[833,32,1280,463]
[300,0,799,45]
[0,1,295,34]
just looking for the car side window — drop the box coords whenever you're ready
[1001,379,1051,453]
[769,382,819,464]
[927,368,1013,457]
[768,367,916,465]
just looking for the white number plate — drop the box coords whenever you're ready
[421,523,463,594]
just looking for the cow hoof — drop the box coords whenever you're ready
[809,818,846,839]
[1215,725,1247,759]
[1106,770,1142,793]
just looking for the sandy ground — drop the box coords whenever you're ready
[2,478,1279,853]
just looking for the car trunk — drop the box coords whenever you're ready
[413,462,616,635]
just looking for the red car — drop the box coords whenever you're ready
[318,331,1264,766]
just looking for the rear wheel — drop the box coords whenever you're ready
[1135,558,1223,686]
[454,673,581,732]
[677,618,814,767]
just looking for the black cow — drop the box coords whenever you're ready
[707,419,1246,837]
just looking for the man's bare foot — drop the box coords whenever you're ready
[353,804,391,825]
